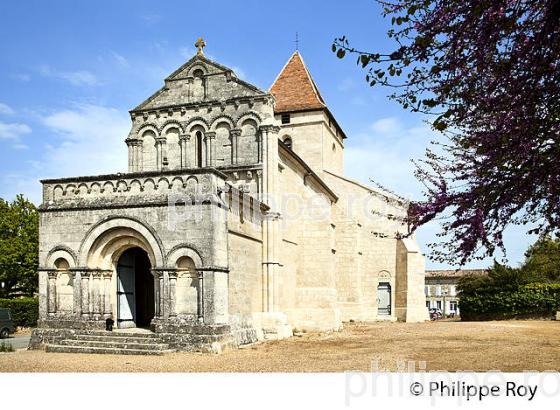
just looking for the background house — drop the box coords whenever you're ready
[425,269,487,316]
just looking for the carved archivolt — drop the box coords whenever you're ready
[166,244,204,269]
[378,270,392,280]
[236,111,262,127]
[44,245,78,269]
[78,215,166,269]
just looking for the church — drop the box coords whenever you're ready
[30,39,427,354]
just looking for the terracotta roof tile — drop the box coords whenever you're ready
[270,51,326,113]
[425,269,488,278]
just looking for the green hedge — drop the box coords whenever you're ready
[460,283,560,321]
[0,297,39,327]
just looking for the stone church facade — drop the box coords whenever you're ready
[30,40,427,353]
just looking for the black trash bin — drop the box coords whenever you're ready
[105,318,114,331]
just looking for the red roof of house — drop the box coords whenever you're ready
[269,51,326,113]
[425,269,488,278]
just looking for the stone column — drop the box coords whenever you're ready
[154,270,166,319]
[102,270,112,318]
[230,128,241,165]
[196,270,204,322]
[47,270,57,314]
[168,270,177,318]
[71,269,82,317]
[126,138,134,172]
[259,125,281,313]
[204,131,216,167]
[134,139,142,172]
[91,270,102,317]
[81,272,90,318]
[153,270,162,318]
[155,137,168,170]
[125,138,142,172]
[179,133,191,168]
[163,270,170,319]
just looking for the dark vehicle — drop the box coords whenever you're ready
[429,308,443,321]
[0,308,16,338]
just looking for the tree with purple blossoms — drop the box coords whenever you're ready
[333,0,560,264]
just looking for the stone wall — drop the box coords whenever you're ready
[276,110,344,177]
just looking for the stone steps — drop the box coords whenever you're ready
[59,339,170,351]
[45,330,174,355]
[75,334,163,344]
[46,344,173,355]
[84,330,161,338]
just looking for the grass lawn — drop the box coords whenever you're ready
[0,320,558,372]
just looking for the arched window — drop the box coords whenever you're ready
[196,131,203,167]
[54,258,70,271]
[283,136,293,150]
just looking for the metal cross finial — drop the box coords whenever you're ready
[195,37,206,55]
[295,32,299,51]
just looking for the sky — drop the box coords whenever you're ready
[0,0,536,269]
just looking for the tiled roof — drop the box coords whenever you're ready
[269,51,326,113]
[425,269,488,278]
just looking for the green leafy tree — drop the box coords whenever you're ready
[522,236,560,282]
[458,260,532,296]
[0,195,39,298]
[459,236,560,297]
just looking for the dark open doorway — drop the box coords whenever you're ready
[116,247,155,329]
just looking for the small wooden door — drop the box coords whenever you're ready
[377,282,391,316]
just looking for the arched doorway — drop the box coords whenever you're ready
[377,282,392,316]
[116,247,155,328]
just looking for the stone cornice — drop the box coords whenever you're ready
[130,94,274,116]
[196,266,230,273]
[38,197,224,213]
[40,167,227,185]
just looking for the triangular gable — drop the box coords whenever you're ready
[132,54,267,112]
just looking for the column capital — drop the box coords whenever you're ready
[229,128,242,137]
[204,131,216,139]
[47,270,58,279]
[125,137,142,146]
[155,136,167,144]
[179,133,191,141]
[259,124,281,134]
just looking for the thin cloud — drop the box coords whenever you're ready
[140,13,162,25]
[370,117,402,135]
[111,51,130,68]
[0,103,15,115]
[11,73,31,82]
[39,65,100,86]
[0,121,31,140]
[3,104,130,204]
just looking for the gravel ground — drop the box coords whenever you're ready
[0,320,558,372]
